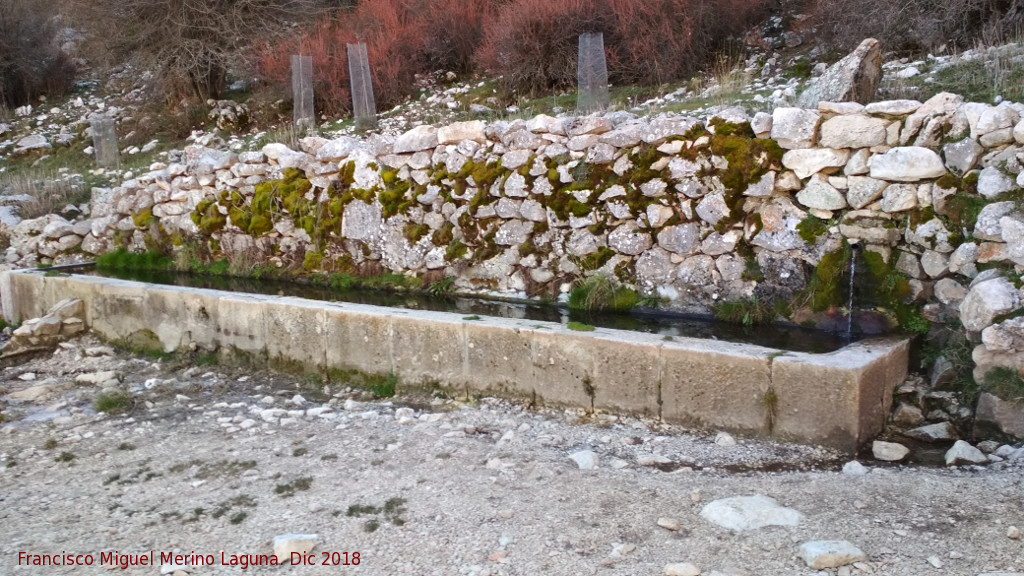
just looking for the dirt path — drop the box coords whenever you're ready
[1,339,1022,576]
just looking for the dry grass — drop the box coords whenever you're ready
[0,167,88,219]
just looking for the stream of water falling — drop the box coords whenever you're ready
[847,246,857,339]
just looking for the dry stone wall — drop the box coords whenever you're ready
[6,93,1024,370]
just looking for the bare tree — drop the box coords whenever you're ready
[69,0,321,101]
[0,0,75,107]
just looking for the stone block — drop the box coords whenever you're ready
[661,340,773,433]
[771,337,908,450]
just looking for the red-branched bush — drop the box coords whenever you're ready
[477,0,770,96]
[255,0,425,117]
[475,0,600,95]
[418,0,494,73]
[255,0,772,118]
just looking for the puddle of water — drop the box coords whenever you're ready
[79,268,862,353]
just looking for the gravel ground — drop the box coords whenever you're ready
[1,337,1022,576]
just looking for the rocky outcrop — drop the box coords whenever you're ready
[795,38,883,108]
[1,298,85,357]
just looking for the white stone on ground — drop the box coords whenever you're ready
[272,534,318,563]
[904,422,959,442]
[842,461,868,475]
[699,495,803,531]
[714,432,737,447]
[872,440,910,461]
[569,450,599,470]
[657,517,682,531]
[663,562,701,576]
[798,540,866,569]
[945,440,988,466]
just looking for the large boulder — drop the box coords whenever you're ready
[959,277,1021,332]
[974,392,1024,441]
[700,495,803,531]
[437,121,486,145]
[393,125,438,154]
[771,108,820,149]
[14,133,51,153]
[868,147,947,181]
[795,38,882,108]
[782,148,850,179]
[818,115,889,149]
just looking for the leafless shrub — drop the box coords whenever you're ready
[66,0,323,102]
[804,0,1017,53]
[0,0,76,107]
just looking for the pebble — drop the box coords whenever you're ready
[18,372,36,381]
[872,440,909,461]
[842,461,869,475]
[610,543,636,557]
[663,562,701,576]
[1008,526,1021,540]
[799,541,866,569]
[638,454,672,466]
[927,555,943,568]
[657,517,682,531]
[569,450,598,470]
[714,431,737,446]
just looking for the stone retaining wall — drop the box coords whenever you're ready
[0,270,910,451]
[4,93,1024,379]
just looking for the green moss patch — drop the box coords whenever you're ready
[796,216,828,244]
[805,243,851,312]
[403,222,430,244]
[96,248,172,271]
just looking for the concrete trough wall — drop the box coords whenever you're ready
[0,271,909,452]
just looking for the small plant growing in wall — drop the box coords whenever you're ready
[369,373,397,398]
[761,388,779,434]
[567,321,595,332]
[568,275,640,312]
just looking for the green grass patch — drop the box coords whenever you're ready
[982,367,1024,401]
[568,275,640,312]
[96,248,172,272]
[274,476,313,498]
[369,373,397,398]
[900,57,1024,105]
[713,296,788,327]
[94,391,133,414]
[345,497,406,532]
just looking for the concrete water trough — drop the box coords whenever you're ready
[0,270,909,452]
